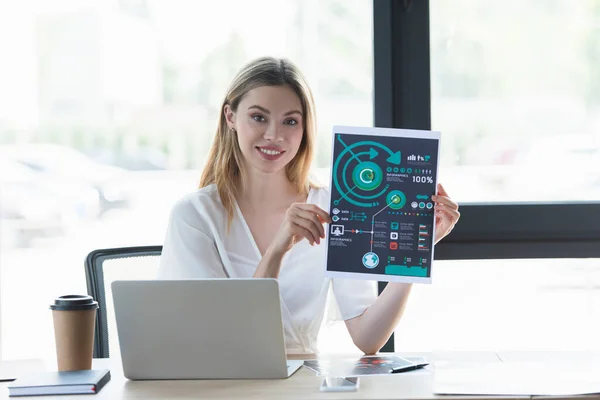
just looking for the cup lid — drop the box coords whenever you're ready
[50,295,98,311]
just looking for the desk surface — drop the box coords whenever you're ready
[1,352,599,400]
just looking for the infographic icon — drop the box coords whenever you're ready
[325,125,441,284]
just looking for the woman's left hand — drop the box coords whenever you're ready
[432,183,460,244]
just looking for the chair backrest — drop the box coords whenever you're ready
[85,246,162,358]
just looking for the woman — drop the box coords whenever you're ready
[158,57,460,355]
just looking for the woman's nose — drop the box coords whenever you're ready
[263,123,283,142]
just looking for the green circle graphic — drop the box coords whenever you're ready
[352,162,383,191]
[386,190,406,210]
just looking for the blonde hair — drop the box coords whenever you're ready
[199,57,318,226]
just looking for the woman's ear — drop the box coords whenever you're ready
[224,104,236,130]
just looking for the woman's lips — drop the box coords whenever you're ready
[256,146,285,161]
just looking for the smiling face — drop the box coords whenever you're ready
[225,85,304,176]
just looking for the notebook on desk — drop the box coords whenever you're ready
[7,369,110,397]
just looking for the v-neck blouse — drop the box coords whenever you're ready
[157,184,378,354]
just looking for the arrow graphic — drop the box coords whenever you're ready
[387,151,401,165]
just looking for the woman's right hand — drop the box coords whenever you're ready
[270,203,332,256]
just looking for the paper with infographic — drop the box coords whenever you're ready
[325,125,440,284]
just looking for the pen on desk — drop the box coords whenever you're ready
[390,363,429,374]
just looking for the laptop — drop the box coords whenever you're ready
[111,278,304,380]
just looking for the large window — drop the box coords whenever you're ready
[323,258,600,353]
[431,0,600,203]
[369,0,600,354]
[395,258,600,351]
[3,0,600,361]
[0,0,373,360]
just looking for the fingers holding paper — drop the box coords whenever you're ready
[432,183,460,244]
[271,203,332,254]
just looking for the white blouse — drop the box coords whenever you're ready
[157,183,378,354]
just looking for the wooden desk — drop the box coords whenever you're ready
[1,352,598,400]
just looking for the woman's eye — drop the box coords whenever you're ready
[285,119,298,126]
[252,115,266,122]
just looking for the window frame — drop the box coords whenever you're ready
[373,0,600,352]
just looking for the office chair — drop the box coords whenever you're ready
[85,246,162,358]
[85,245,395,358]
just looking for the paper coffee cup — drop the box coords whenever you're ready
[50,295,98,371]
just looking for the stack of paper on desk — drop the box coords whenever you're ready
[434,361,600,396]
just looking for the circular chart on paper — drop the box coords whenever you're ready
[362,252,380,269]
[332,139,401,208]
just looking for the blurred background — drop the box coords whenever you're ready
[1,0,600,360]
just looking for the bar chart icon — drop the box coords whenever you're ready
[418,224,430,250]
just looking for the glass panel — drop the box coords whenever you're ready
[0,0,373,360]
[431,1,600,202]
[394,259,600,351]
